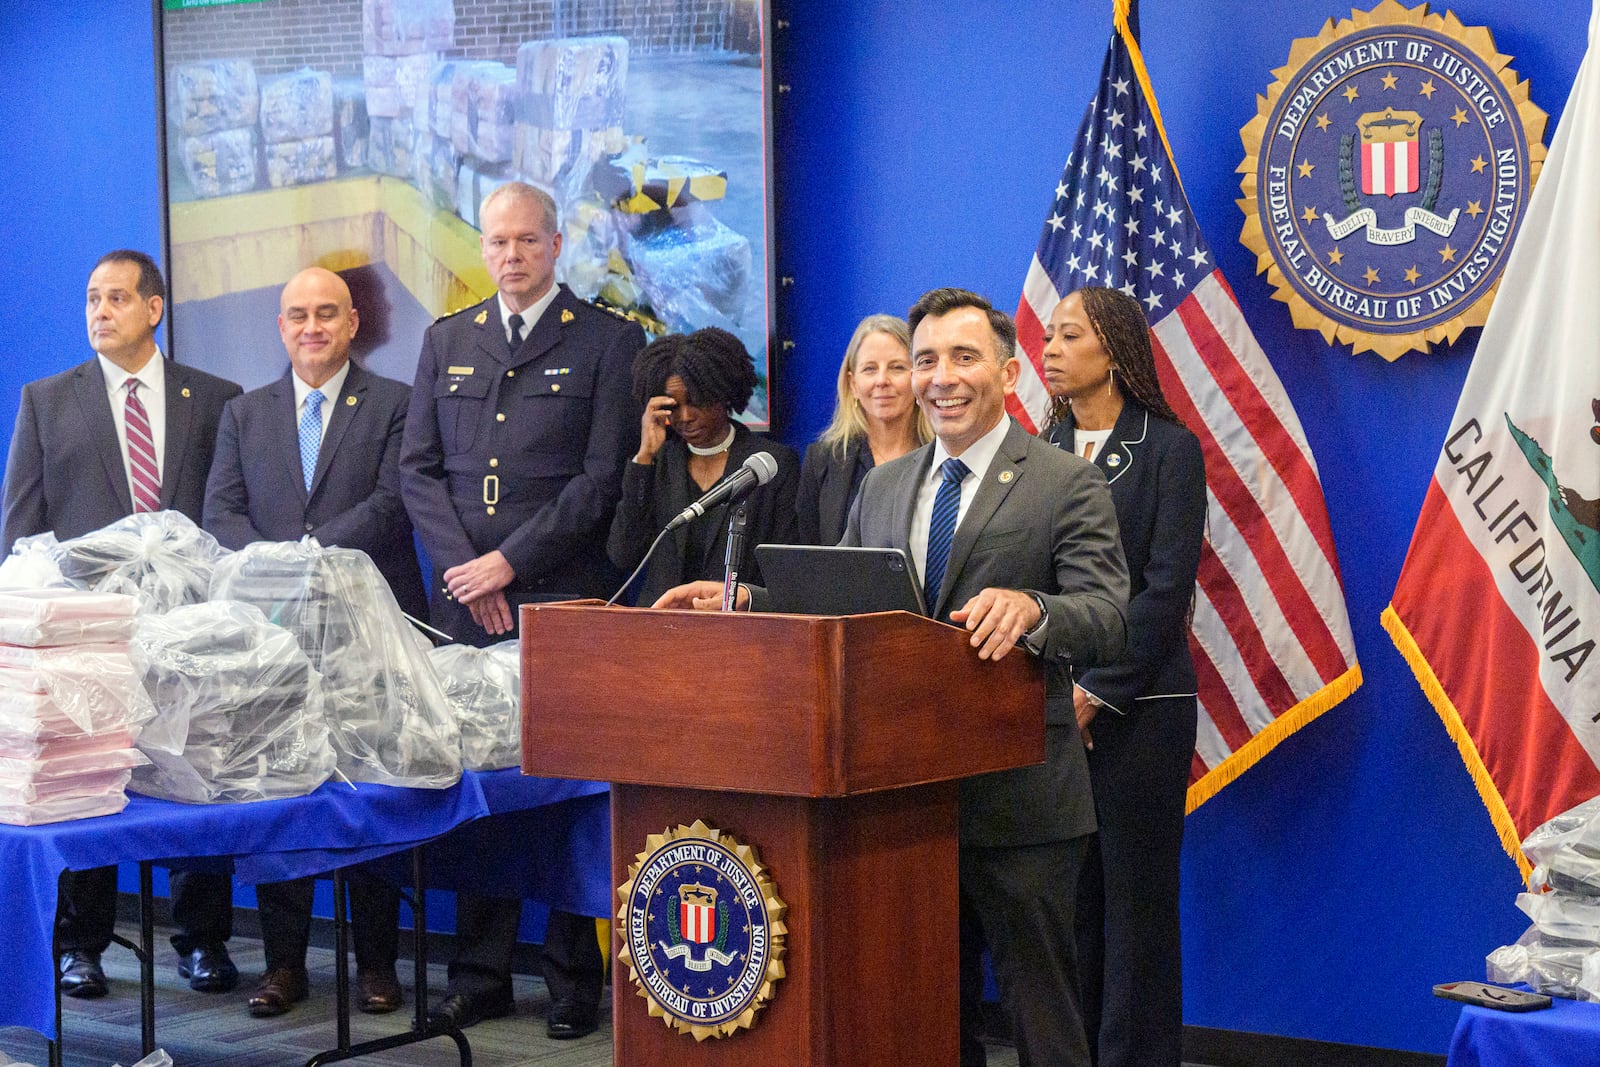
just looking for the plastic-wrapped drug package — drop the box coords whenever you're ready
[180,127,261,199]
[1488,928,1600,1002]
[612,155,729,215]
[363,54,435,120]
[0,590,135,648]
[620,204,752,334]
[363,0,454,56]
[333,79,370,172]
[455,160,516,230]
[368,114,417,178]
[419,61,460,138]
[513,37,629,188]
[0,641,152,737]
[267,136,337,189]
[167,59,259,137]
[11,512,230,615]
[450,63,516,164]
[412,132,461,212]
[211,542,461,789]
[132,602,334,804]
[429,641,521,771]
[260,68,334,144]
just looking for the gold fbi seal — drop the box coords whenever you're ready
[618,820,787,1040]
[1237,1,1547,360]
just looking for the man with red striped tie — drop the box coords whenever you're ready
[1,249,242,1000]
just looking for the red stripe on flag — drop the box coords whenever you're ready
[1172,282,1344,577]
[1190,750,1208,785]
[1008,297,1048,430]
[1195,540,1299,713]
[1188,619,1256,754]
[1394,483,1600,836]
[1152,322,1349,685]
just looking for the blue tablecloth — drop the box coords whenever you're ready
[1449,993,1600,1067]
[0,768,609,1039]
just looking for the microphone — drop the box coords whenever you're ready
[665,451,778,531]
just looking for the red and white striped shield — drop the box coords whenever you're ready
[679,886,717,944]
[1359,108,1423,197]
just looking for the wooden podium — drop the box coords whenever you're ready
[521,602,1045,1067]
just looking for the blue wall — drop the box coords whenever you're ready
[0,0,1589,1053]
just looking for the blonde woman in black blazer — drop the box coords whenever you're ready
[1041,286,1207,1067]
[795,314,929,545]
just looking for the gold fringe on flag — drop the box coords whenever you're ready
[1380,605,1531,879]
[1113,0,1185,196]
[1185,663,1363,814]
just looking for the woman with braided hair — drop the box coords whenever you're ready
[606,327,799,606]
[1039,286,1207,1067]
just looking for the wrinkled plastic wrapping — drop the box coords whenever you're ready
[1517,890,1600,943]
[167,59,259,137]
[455,160,515,230]
[180,127,260,199]
[0,790,128,826]
[513,123,624,189]
[515,37,629,131]
[362,0,454,56]
[260,68,334,143]
[621,204,752,334]
[451,63,516,163]
[0,641,153,737]
[363,54,434,119]
[0,590,136,648]
[10,512,229,615]
[368,114,417,177]
[1524,795,1600,894]
[211,542,460,789]
[429,641,521,771]
[1488,927,1600,1001]
[267,136,337,189]
[418,61,460,137]
[412,132,460,212]
[334,79,370,171]
[132,602,334,804]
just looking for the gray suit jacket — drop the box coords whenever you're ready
[3,356,241,553]
[841,418,1129,846]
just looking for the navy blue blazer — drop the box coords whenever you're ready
[399,285,643,638]
[607,423,800,606]
[1045,401,1207,713]
[796,436,868,547]
[203,361,427,619]
[3,356,241,553]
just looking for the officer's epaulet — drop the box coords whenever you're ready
[433,304,477,324]
[587,296,630,320]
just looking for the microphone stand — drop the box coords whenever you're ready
[720,501,749,612]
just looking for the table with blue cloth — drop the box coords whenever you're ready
[1449,993,1600,1067]
[0,767,609,1055]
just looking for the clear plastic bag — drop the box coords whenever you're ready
[429,640,521,771]
[0,589,136,647]
[11,512,229,614]
[0,790,128,826]
[131,602,335,804]
[0,642,154,737]
[210,541,461,789]
[1517,890,1600,944]
[1487,926,1600,1001]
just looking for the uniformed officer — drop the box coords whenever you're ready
[399,181,643,1040]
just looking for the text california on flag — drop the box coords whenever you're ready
[1383,3,1600,875]
[1006,0,1361,811]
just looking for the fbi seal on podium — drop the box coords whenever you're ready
[1237,1,1547,360]
[617,820,787,1040]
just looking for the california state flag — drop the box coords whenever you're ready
[1383,6,1600,876]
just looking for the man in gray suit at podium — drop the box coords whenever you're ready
[658,287,1128,1067]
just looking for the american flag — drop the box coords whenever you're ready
[1007,12,1363,810]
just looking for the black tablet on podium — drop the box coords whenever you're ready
[754,545,929,617]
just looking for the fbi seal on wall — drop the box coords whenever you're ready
[1237,1,1547,360]
[617,820,787,1040]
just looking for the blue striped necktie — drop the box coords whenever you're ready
[923,457,969,610]
[299,388,324,492]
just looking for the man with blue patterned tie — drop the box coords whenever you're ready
[203,266,422,1017]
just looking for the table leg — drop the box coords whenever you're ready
[139,862,154,1055]
[333,867,350,1051]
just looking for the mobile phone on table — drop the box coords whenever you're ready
[1433,981,1552,1011]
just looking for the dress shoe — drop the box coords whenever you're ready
[247,967,308,1018]
[177,944,239,993]
[356,967,403,1014]
[546,998,598,1040]
[58,951,108,999]
[426,989,513,1030]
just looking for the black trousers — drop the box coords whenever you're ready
[256,872,401,973]
[444,893,602,1010]
[958,835,1092,1067]
[1076,696,1197,1067]
[57,866,233,957]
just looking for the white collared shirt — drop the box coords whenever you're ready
[98,350,166,502]
[909,414,1014,587]
[499,284,560,348]
[292,360,350,438]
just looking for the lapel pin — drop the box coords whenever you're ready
[474,310,488,325]
[561,308,575,324]
[346,395,357,406]
[998,470,1015,483]
[180,387,191,398]
[1107,454,1122,467]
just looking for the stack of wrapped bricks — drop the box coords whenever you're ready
[513,36,628,191]
[260,68,338,188]
[363,0,453,178]
[0,591,148,826]
[451,61,519,227]
[167,59,261,198]
[1489,797,1600,1000]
